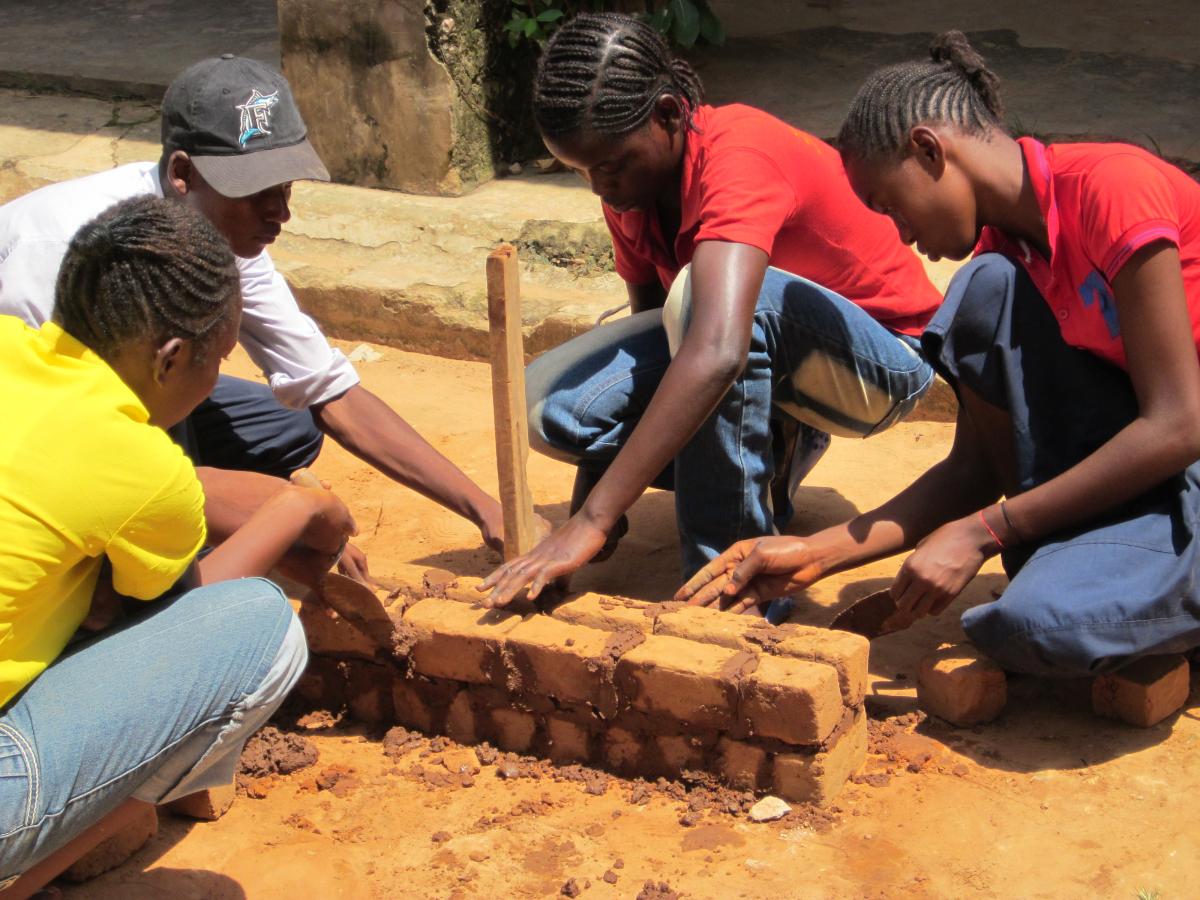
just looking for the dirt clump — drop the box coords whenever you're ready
[315,764,360,797]
[560,877,583,897]
[239,726,319,777]
[382,725,424,759]
[637,881,680,900]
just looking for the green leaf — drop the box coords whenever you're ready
[504,13,526,32]
[698,8,725,45]
[669,0,701,47]
[524,16,540,36]
[537,8,564,21]
[648,7,671,33]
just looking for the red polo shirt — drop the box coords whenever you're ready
[603,104,940,336]
[976,137,1200,368]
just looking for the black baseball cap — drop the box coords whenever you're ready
[161,55,329,198]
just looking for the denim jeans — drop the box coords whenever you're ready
[924,254,1200,676]
[527,265,935,578]
[0,578,307,884]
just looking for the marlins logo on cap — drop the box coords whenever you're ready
[237,89,280,147]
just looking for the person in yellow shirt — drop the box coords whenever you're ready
[0,196,356,897]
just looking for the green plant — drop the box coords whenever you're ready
[1135,889,1162,900]
[504,0,725,50]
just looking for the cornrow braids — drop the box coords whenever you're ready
[53,195,239,364]
[838,30,1005,164]
[534,13,704,139]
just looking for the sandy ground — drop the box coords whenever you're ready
[64,339,1200,900]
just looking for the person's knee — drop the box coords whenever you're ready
[943,255,1019,337]
[271,409,323,474]
[222,578,307,711]
[662,264,693,357]
[962,597,1103,678]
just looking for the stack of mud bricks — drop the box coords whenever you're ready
[293,571,870,805]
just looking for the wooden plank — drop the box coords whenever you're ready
[486,243,537,560]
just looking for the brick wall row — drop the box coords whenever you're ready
[291,570,869,806]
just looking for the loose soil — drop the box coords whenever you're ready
[66,340,1200,899]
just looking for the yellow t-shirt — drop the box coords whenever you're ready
[0,316,206,707]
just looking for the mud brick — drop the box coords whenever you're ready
[772,708,867,806]
[63,805,158,883]
[504,615,616,708]
[345,661,394,725]
[445,690,478,745]
[1092,654,1191,728]
[404,598,522,684]
[443,575,486,605]
[550,593,655,634]
[545,715,592,764]
[488,707,539,753]
[422,567,459,596]
[602,725,645,773]
[651,734,706,777]
[654,605,764,650]
[615,635,739,730]
[715,737,769,792]
[165,782,236,821]
[773,625,870,707]
[917,643,1007,726]
[295,596,378,661]
[295,656,348,710]
[392,676,439,733]
[740,654,844,745]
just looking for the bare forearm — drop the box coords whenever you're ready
[197,467,289,542]
[811,454,1001,575]
[198,489,322,584]
[313,384,498,526]
[1002,413,1200,544]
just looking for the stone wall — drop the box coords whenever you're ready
[292,570,869,806]
[277,0,539,196]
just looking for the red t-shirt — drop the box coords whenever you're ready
[603,104,940,336]
[976,137,1200,368]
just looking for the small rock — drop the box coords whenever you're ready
[561,877,582,897]
[603,870,618,884]
[748,796,792,823]
[347,343,383,363]
[431,830,452,844]
[508,162,523,176]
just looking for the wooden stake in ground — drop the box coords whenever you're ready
[486,244,538,560]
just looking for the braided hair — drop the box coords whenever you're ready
[54,196,239,364]
[838,31,1005,163]
[534,13,704,139]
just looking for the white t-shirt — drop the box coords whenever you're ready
[0,162,359,409]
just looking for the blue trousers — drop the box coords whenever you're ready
[171,375,324,477]
[527,266,934,578]
[0,579,307,884]
[923,254,1200,677]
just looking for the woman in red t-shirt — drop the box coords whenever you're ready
[680,32,1200,696]
[482,13,941,609]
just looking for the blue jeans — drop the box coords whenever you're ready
[0,578,307,884]
[170,374,324,477]
[924,254,1200,676]
[527,265,935,577]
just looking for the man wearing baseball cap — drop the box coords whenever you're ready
[0,56,519,577]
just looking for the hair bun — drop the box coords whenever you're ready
[929,30,1003,118]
